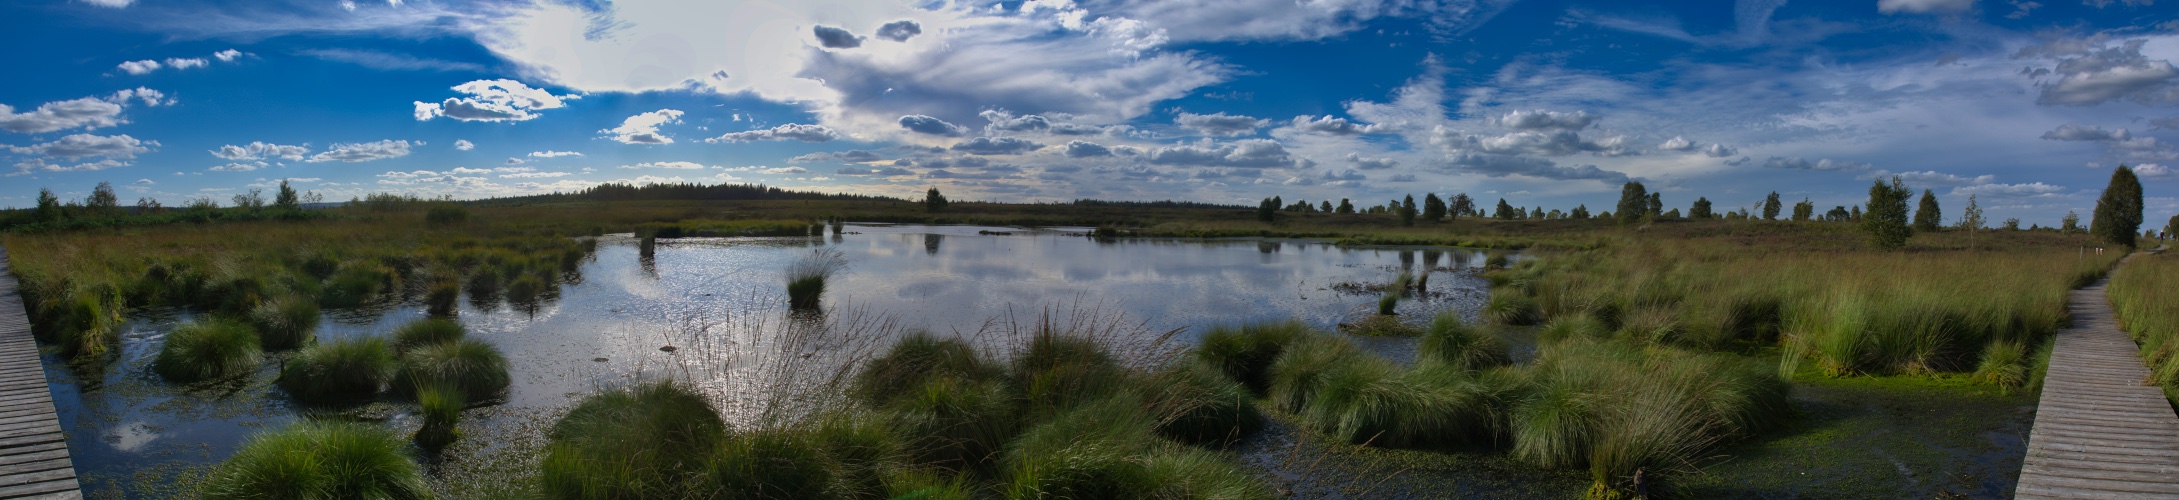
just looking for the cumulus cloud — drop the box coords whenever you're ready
[813,25,864,49]
[1465,130,1633,157]
[1952,182,2068,197]
[164,57,208,70]
[603,109,684,144]
[1439,152,1631,183]
[1762,156,1875,173]
[9,133,155,159]
[980,110,1051,134]
[1320,169,1366,181]
[1176,112,1269,136]
[759,166,808,174]
[1063,140,1113,157]
[1883,170,1996,186]
[14,158,130,175]
[837,165,915,176]
[1079,0,1495,43]
[899,115,969,136]
[789,150,884,163]
[1287,115,1384,135]
[2135,163,2173,178]
[619,161,707,169]
[1702,144,1738,157]
[1146,139,1301,168]
[1498,109,1599,131]
[2040,123,2131,141]
[209,162,265,172]
[1658,136,1697,151]
[0,95,131,133]
[302,48,486,72]
[1877,0,1974,14]
[453,139,474,150]
[529,150,582,158]
[1346,153,1398,170]
[875,20,921,41]
[116,60,162,75]
[709,123,840,143]
[307,140,412,162]
[213,49,244,62]
[413,79,573,122]
[211,142,309,161]
[950,137,1042,155]
[2020,39,2179,106]
[81,0,133,8]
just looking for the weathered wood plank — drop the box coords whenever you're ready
[0,247,83,498]
[2019,261,2179,499]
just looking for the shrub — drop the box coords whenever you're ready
[1193,321,1310,395]
[278,336,397,405]
[198,421,428,499]
[542,381,727,499]
[153,318,263,383]
[390,318,465,354]
[249,296,320,350]
[394,339,511,400]
[852,333,1001,408]
[425,203,468,226]
[414,384,463,450]
[1417,313,1510,373]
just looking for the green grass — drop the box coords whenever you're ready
[2110,251,2179,403]
[1972,341,2029,394]
[1192,321,1310,395]
[413,383,463,451]
[318,261,396,308]
[851,332,1002,408]
[1417,312,1510,373]
[277,336,397,405]
[705,428,839,498]
[785,248,846,310]
[1009,330,1129,419]
[152,318,263,383]
[542,380,726,499]
[1145,361,1263,447]
[393,338,511,400]
[889,376,1017,474]
[248,296,319,350]
[197,420,428,499]
[1484,292,1541,325]
[390,318,465,355]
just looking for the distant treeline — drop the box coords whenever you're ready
[485,182,901,204]
[1069,199,1248,210]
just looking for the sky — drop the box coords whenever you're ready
[2,0,2176,227]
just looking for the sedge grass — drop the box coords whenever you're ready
[390,318,465,355]
[413,383,463,450]
[542,380,727,499]
[392,338,511,400]
[277,336,397,405]
[1416,312,1511,373]
[248,296,319,350]
[152,318,263,383]
[1192,321,1309,395]
[198,420,429,500]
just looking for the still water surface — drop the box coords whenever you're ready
[49,224,1508,495]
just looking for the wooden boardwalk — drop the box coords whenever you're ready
[2017,263,2179,499]
[0,248,80,499]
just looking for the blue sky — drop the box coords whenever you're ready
[3,0,2176,227]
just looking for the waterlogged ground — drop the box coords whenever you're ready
[46,224,1510,497]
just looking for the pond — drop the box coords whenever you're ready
[47,224,1512,496]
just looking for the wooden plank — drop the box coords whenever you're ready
[0,247,79,498]
[2019,256,2179,499]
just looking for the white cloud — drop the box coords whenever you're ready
[80,0,134,8]
[898,115,968,137]
[413,79,573,122]
[0,94,136,133]
[1346,153,1399,170]
[2020,39,2179,106]
[1877,0,1975,15]
[302,48,485,72]
[1145,139,1300,168]
[1497,109,1599,131]
[1701,143,1738,158]
[213,49,244,62]
[1063,140,1113,157]
[209,162,265,172]
[619,161,707,170]
[1952,182,2067,197]
[1762,156,1875,173]
[210,142,309,161]
[306,140,412,162]
[1287,115,1386,136]
[134,178,154,185]
[1658,136,1697,151]
[116,60,161,75]
[709,123,840,143]
[528,150,582,158]
[2135,163,2173,177]
[1176,112,1268,136]
[603,109,684,144]
[12,158,130,175]
[164,57,209,70]
[759,166,809,174]
[2040,123,2130,141]
[453,139,474,150]
[9,133,155,159]
[949,137,1043,155]
[1079,0,1497,43]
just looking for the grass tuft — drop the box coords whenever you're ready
[1417,312,1511,372]
[413,384,463,450]
[852,333,1001,408]
[393,338,511,401]
[153,318,263,383]
[277,336,397,405]
[248,296,319,350]
[199,420,429,499]
[1193,321,1310,395]
[542,380,726,499]
[390,318,465,355]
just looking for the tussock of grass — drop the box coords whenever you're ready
[852,333,1002,408]
[248,296,319,350]
[413,384,463,450]
[1193,321,1309,395]
[706,428,838,498]
[1146,362,1262,447]
[1417,312,1510,372]
[542,381,726,499]
[425,277,460,317]
[889,376,1017,474]
[390,318,465,355]
[1973,341,2029,394]
[153,318,263,383]
[1539,313,1610,343]
[785,248,847,310]
[1010,331,1129,419]
[278,336,397,405]
[1267,333,1375,414]
[393,338,511,400]
[1484,292,1541,325]
[199,420,429,499]
[1000,396,1273,499]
